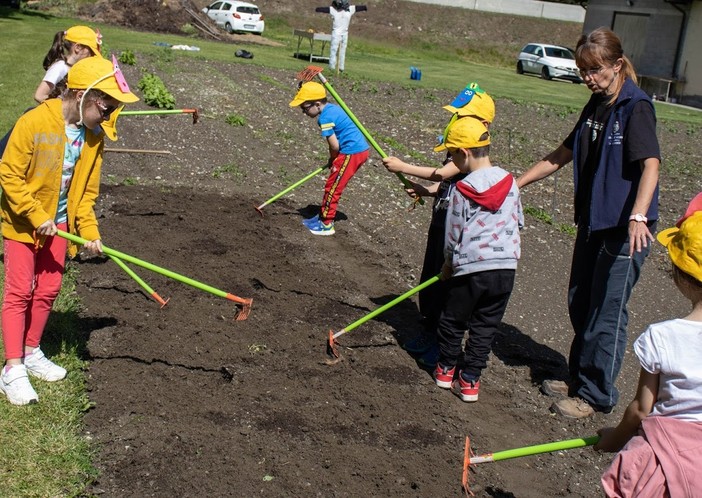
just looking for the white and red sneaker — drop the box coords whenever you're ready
[433,364,456,389]
[452,373,480,402]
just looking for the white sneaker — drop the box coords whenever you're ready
[24,347,67,381]
[0,365,39,405]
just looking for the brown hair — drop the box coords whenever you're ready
[42,30,73,70]
[575,27,637,105]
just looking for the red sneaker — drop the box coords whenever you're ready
[434,364,456,389]
[451,373,480,402]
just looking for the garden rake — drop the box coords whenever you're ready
[461,435,600,496]
[121,108,200,124]
[56,230,252,320]
[297,65,424,206]
[327,274,440,358]
[107,254,170,307]
[254,163,330,216]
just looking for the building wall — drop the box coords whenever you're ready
[583,0,701,108]
[402,0,585,22]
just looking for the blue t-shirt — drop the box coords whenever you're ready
[317,103,369,155]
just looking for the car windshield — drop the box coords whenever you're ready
[545,47,575,60]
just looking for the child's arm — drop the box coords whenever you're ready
[325,134,340,165]
[34,81,54,103]
[594,367,658,452]
[383,156,459,181]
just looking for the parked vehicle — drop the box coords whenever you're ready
[516,43,582,83]
[202,1,265,35]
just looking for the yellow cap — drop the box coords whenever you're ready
[443,83,495,123]
[67,56,139,104]
[64,26,102,56]
[289,81,326,107]
[434,116,490,152]
[657,211,702,282]
[100,105,124,141]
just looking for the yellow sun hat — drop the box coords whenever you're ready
[289,81,327,107]
[64,26,102,56]
[434,116,490,152]
[443,83,496,123]
[657,210,702,282]
[67,55,139,104]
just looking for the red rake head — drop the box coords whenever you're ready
[326,330,340,358]
[462,437,476,497]
[297,65,324,82]
[254,204,265,217]
[191,109,200,125]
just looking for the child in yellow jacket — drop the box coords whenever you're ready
[0,56,138,406]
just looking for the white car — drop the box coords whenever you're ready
[516,43,582,83]
[202,1,265,35]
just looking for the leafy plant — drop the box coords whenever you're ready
[137,73,176,109]
[212,163,245,179]
[118,49,136,66]
[225,113,246,127]
[523,205,554,225]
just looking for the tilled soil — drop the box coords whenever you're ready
[62,44,701,498]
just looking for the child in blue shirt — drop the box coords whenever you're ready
[290,81,369,235]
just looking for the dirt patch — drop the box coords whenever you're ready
[58,50,702,498]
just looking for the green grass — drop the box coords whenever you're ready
[0,4,699,495]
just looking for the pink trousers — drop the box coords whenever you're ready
[2,226,67,360]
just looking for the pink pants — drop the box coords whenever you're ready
[2,226,67,360]
[320,150,369,224]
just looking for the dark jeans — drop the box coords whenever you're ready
[437,269,515,378]
[418,220,448,332]
[567,224,653,412]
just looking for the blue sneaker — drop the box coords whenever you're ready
[307,218,335,236]
[417,343,439,368]
[302,214,319,228]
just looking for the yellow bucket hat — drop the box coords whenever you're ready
[289,81,326,107]
[434,116,490,152]
[657,210,702,282]
[64,26,102,56]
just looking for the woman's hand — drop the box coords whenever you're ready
[628,220,653,257]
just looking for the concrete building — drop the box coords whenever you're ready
[583,0,701,108]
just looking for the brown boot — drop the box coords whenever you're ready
[550,397,595,419]
[541,379,569,397]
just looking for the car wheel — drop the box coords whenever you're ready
[225,22,234,34]
[516,61,524,75]
[541,66,551,80]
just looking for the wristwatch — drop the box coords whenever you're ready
[629,213,648,223]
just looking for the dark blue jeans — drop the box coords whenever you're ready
[567,224,654,412]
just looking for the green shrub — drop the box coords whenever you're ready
[137,73,175,109]
[119,49,136,65]
[225,113,246,126]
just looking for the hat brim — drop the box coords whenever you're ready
[102,88,139,104]
[100,105,124,141]
[656,226,678,247]
[433,142,448,152]
[443,105,458,114]
[289,97,305,107]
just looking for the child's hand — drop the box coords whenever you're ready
[382,156,406,173]
[440,262,452,280]
[36,219,57,236]
[594,427,625,453]
[83,239,103,256]
[406,181,429,198]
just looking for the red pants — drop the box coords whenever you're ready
[2,226,67,360]
[320,150,368,224]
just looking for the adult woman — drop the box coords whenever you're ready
[517,27,660,418]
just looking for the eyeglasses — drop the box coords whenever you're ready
[94,99,118,118]
[301,103,315,112]
[578,66,605,78]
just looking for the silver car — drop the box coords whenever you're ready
[516,43,582,83]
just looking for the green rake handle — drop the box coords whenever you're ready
[332,274,440,339]
[121,109,197,116]
[56,230,250,307]
[314,72,424,206]
[256,165,328,212]
[469,436,600,464]
[107,254,169,307]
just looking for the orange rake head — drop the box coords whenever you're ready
[297,65,325,82]
[326,330,340,358]
[227,295,253,321]
[462,437,476,497]
[190,108,200,125]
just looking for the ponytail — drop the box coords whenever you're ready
[42,30,71,70]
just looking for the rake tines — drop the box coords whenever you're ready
[296,65,325,82]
